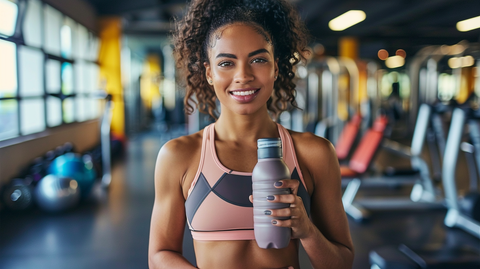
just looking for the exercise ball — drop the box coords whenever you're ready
[1,178,34,211]
[48,153,96,198]
[34,174,80,212]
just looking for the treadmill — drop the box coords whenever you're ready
[369,107,480,269]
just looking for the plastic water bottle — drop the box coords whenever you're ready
[252,138,291,249]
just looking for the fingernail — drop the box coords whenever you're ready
[267,195,275,201]
[274,181,283,187]
[272,220,277,225]
[264,210,271,215]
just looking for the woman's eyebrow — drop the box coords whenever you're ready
[215,48,270,59]
[248,48,269,57]
[216,53,236,59]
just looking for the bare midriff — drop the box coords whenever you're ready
[193,239,300,269]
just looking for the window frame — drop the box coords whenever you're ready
[0,0,101,145]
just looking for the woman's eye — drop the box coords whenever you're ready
[252,58,267,64]
[218,61,233,67]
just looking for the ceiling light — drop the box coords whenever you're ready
[462,56,475,67]
[457,15,480,32]
[448,57,461,69]
[329,10,366,31]
[385,55,404,69]
[448,56,475,69]
[378,49,388,60]
[396,49,406,58]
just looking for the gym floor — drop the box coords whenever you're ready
[1,127,479,269]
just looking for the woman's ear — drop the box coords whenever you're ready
[204,62,213,85]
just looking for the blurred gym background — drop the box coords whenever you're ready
[0,0,479,268]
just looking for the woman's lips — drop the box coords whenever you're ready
[229,88,261,103]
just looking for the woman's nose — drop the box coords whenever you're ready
[234,63,254,84]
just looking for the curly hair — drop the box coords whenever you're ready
[173,0,309,119]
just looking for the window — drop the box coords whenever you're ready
[46,59,61,94]
[43,4,61,56]
[85,63,100,119]
[0,0,18,37]
[0,0,102,142]
[18,46,44,97]
[62,62,75,123]
[60,23,72,59]
[0,100,18,140]
[23,0,42,47]
[76,24,88,60]
[0,40,17,97]
[62,62,74,95]
[21,99,44,135]
[18,45,46,134]
[47,97,62,127]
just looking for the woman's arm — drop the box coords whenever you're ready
[148,138,198,269]
[269,133,354,269]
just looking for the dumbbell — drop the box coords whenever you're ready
[63,142,74,153]
[1,178,34,211]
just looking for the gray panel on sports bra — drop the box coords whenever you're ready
[186,169,310,227]
[292,168,311,217]
[185,173,212,227]
[211,173,253,207]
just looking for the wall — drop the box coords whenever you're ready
[0,0,102,186]
[43,0,97,32]
[0,120,100,186]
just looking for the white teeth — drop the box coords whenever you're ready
[231,90,256,96]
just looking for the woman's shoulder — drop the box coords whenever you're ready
[157,129,204,165]
[287,130,337,168]
[154,129,206,194]
[288,130,335,153]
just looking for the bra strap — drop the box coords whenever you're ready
[188,124,211,196]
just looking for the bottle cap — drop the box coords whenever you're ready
[257,138,281,148]
[257,138,282,159]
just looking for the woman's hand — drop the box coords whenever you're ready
[248,179,313,239]
[266,179,314,240]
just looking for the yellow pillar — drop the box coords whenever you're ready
[338,37,360,120]
[98,17,125,140]
[140,54,161,110]
[456,67,475,104]
[339,36,358,60]
[357,61,368,110]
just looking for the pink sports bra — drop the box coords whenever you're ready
[185,123,310,241]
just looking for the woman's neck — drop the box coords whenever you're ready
[214,107,278,143]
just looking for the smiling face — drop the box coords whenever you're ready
[204,23,278,116]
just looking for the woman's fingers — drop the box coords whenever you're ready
[261,179,311,239]
[271,218,294,227]
[274,179,299,195]
[266,195,312,239]
[267,193,300,204]
[266,207,300,217]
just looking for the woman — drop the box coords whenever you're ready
[148,0,354,268]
